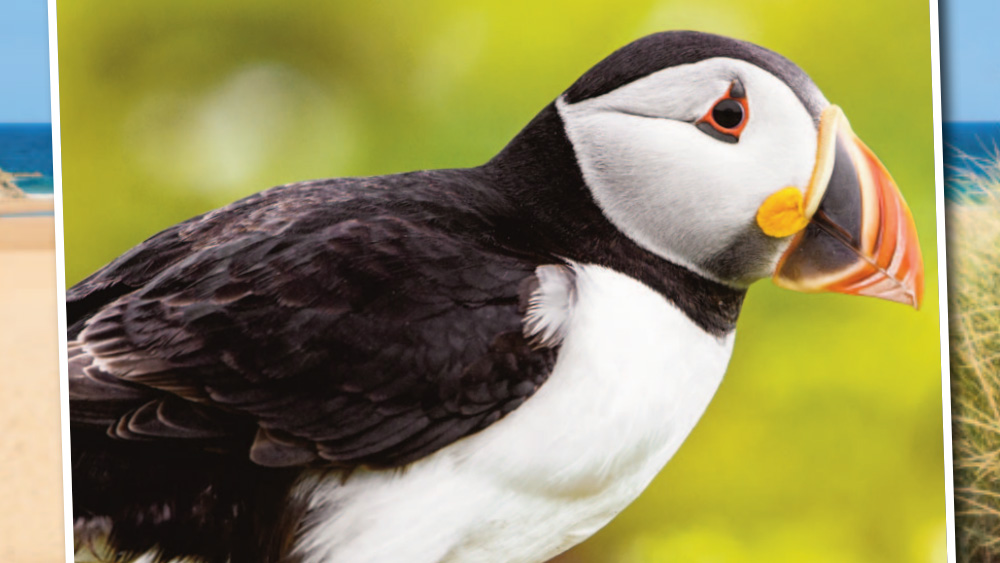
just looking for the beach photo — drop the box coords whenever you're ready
[942,0,1000,560]
[58,0,948,561]
[0,0,64,562]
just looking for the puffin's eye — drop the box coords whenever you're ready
[696,82,749,144]
[712,100,744,129]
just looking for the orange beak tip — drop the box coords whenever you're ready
[770,108,924,311]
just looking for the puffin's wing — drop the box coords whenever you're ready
[69,180,558,468]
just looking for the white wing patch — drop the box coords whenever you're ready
[522,264,577,348]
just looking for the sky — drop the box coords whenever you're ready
[0,0,51,123]
[942,0,1000,122]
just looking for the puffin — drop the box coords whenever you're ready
[69,31,924,563]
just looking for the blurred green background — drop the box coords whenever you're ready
[57,0,945,561]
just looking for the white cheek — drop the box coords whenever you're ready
[567,114,747,256]
[558,58,821,280]
[740,108,817,187]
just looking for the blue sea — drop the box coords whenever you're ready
[944,121,1000,200]
[0,123,53,195]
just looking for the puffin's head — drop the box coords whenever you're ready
[556,31,923,308]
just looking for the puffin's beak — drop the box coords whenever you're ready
[768,106,924,309]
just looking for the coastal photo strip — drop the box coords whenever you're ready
[942,0,1000,560]
[54,0,950,562]
[0,0,64,561]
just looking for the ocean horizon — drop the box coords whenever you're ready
[0,122,53,195]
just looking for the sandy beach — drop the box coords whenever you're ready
[0,211,65,561]
[0,195,55,250]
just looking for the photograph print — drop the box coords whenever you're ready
[58,0,948,561]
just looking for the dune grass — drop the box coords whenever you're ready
[948,147,1000,562]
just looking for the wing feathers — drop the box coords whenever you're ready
[250,428,319,467]
[70,179,564,470]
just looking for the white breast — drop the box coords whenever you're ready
[294,263,735,563]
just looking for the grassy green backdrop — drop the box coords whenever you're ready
[57,1,946,561]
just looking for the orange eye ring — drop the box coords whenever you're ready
[696,81,749,143]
